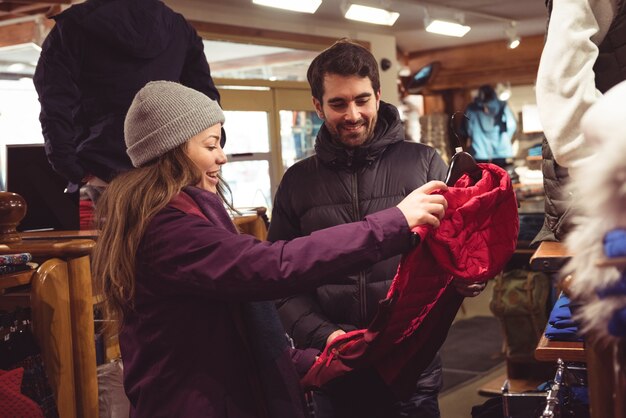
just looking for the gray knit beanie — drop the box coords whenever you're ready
[125,81,225,167]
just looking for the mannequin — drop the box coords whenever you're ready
[464,84,517,168]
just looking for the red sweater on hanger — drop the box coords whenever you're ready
[301,163,519,398]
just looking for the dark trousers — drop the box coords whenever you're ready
[313,354,443,418]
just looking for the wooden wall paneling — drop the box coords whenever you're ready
[423,94,445,114]
[0,20,38,47]
[0,18,53,47]
[405,35,544,92]
[0,0,67,23]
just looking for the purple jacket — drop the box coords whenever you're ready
[119,186,413,418]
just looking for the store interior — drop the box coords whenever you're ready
[0,0,624,417]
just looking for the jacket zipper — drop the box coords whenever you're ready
[351,171,367,326]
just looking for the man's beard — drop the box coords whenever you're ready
[330,116,377,148]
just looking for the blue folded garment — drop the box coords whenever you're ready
[548,294,575,324]
[550,318,577,329]
[545,324,583,341]
[604,229,626,258]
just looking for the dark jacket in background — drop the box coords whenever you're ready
[121,186,415,418]
[33,0,220,191]
[536,0,626,243]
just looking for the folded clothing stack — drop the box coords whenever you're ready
[545,293,583,342]
[0,253,34,275]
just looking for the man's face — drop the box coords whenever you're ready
[313,74,381,148]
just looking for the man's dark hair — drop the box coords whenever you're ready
[307,38,380,102]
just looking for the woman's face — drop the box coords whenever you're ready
[185,123,227,193]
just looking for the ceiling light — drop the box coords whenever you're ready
[505,21,521,49]
[343,4,400,26]
[425,18,471,37]
[252,0,322,14]
[507,36,521,49]
[496,82,512,101]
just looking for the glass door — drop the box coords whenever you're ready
[216,79,318,214]
[217,84,274,211]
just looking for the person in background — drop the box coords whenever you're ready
[33,0,222,205]
[533,0,625,243]
[268,39,486,418]
[464,84,517,169]
[91,80,450,418]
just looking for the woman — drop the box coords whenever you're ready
[91,81,448,418]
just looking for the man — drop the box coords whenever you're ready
[268,39,485,418]
[34,0,222,202]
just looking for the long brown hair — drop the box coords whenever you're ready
[92,144,233,325]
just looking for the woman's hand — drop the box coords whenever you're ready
[396,181,448,229]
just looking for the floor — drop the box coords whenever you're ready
[439,281,506,418]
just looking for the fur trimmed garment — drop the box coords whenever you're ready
[565,80,626,343]
[301,163,519,398]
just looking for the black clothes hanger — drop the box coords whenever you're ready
[445,112,482,186]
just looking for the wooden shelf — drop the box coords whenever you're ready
[535,335,586,363]
[529,241,571,272]
[0,269,35,290]
[479,373,544,396]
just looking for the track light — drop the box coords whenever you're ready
[496,82,512,101]
[505,21,521,49]
[252,0,322,14]
[343,3,400,26]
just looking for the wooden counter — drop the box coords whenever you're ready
[2,238,98,418]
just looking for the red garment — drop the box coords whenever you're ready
[79,199,94,230]
[0,368,44,418]
[301,163,519,398]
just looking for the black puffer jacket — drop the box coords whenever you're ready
[536,0,626,243]
[268,102,447,350]
[34,0,220,191]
